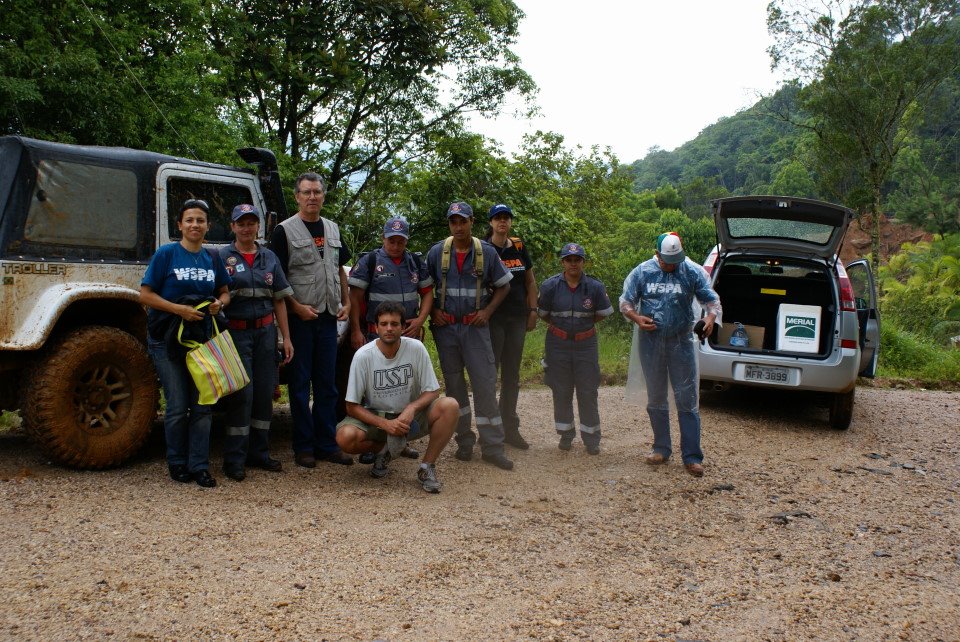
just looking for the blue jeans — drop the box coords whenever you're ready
[148,338,212,473]
[223,324,278,466]
[638,331,703,464]
[287,314,339,455]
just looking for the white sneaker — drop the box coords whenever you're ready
[417,464,442,493]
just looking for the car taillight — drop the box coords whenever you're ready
[841,339,858,349]
[702,247,719,275]
[836,263,856,312]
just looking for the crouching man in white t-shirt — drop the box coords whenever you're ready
[336,301,458,492]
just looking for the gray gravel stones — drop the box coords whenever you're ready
[0,385,958,639]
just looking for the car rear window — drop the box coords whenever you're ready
[725,218,835,245]
[719,259,814,278]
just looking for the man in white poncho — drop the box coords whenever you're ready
[620,233,722,477]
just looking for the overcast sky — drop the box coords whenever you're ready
[470,0,784,163]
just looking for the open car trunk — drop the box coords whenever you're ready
[709,257,837,357]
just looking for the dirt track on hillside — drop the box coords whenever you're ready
[0,385,958,641]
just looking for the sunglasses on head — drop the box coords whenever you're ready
[181,198,210,214]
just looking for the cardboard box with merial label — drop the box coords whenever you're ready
[777,304,821,353]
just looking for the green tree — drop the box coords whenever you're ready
[653,184,682,210]
[0,0,238,160]
[887,75,960,237]
[678,176,730,220]
[768,0,960,270]
[208,0,535,213]
[388,131,509,254]
[888,141,960,236]
[769,159,818,198]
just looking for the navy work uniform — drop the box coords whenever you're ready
[348,250,432,340]
[426,204,513,460]
[537,243,613,451]
[219,238,293,469]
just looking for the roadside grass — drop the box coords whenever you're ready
[421,323,632,387]
[877,324,960,382]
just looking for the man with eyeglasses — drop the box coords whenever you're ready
[271,172,354,468]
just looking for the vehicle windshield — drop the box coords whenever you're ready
[725,218,835,245]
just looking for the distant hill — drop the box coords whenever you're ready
[626,77,960,239]
[625,84,803,195]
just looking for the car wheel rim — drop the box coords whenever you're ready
[73,365,131,433]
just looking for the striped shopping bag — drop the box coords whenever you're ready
[178,305,250,405]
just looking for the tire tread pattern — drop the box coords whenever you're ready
[22,326,158,469]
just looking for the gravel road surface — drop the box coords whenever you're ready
[1,385,958,641]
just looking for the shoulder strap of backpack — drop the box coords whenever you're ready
[439,236,454,311]
[509,236,523,251]
[358,250,378,308]
[473,236,483,310]
[410,251,423,271]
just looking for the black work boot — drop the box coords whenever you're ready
[503,428,530,450]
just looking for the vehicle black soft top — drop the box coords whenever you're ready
[0,135,256,175]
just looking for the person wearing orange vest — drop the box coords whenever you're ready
[484,203,538,450]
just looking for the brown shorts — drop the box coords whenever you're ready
[336,398,439,443]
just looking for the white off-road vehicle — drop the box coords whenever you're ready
[0,136,286,467]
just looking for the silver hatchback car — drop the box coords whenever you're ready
[697,196,880,429]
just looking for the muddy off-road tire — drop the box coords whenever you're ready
[829,388,855,430]
[22,326,158,468]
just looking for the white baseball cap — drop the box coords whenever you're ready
[656,232,685,264]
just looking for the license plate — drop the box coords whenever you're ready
[742,364,789,383]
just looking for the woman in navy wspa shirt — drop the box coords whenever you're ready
[139,199,231,488]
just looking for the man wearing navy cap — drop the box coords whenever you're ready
[485,203,538,450]
[425,201,515,470]
[619,232,722,477]
[348,216,433,349]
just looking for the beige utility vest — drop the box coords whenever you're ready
[279,214,342,315]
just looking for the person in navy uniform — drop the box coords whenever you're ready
[537,242,613,455]
[484,203,538,450]
[270,173,354,468]
[426,201,515,471]
[619,232,721,477]
[347,216,433,348]
[218,204,294,481]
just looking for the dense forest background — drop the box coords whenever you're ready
[2,0,959,378]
